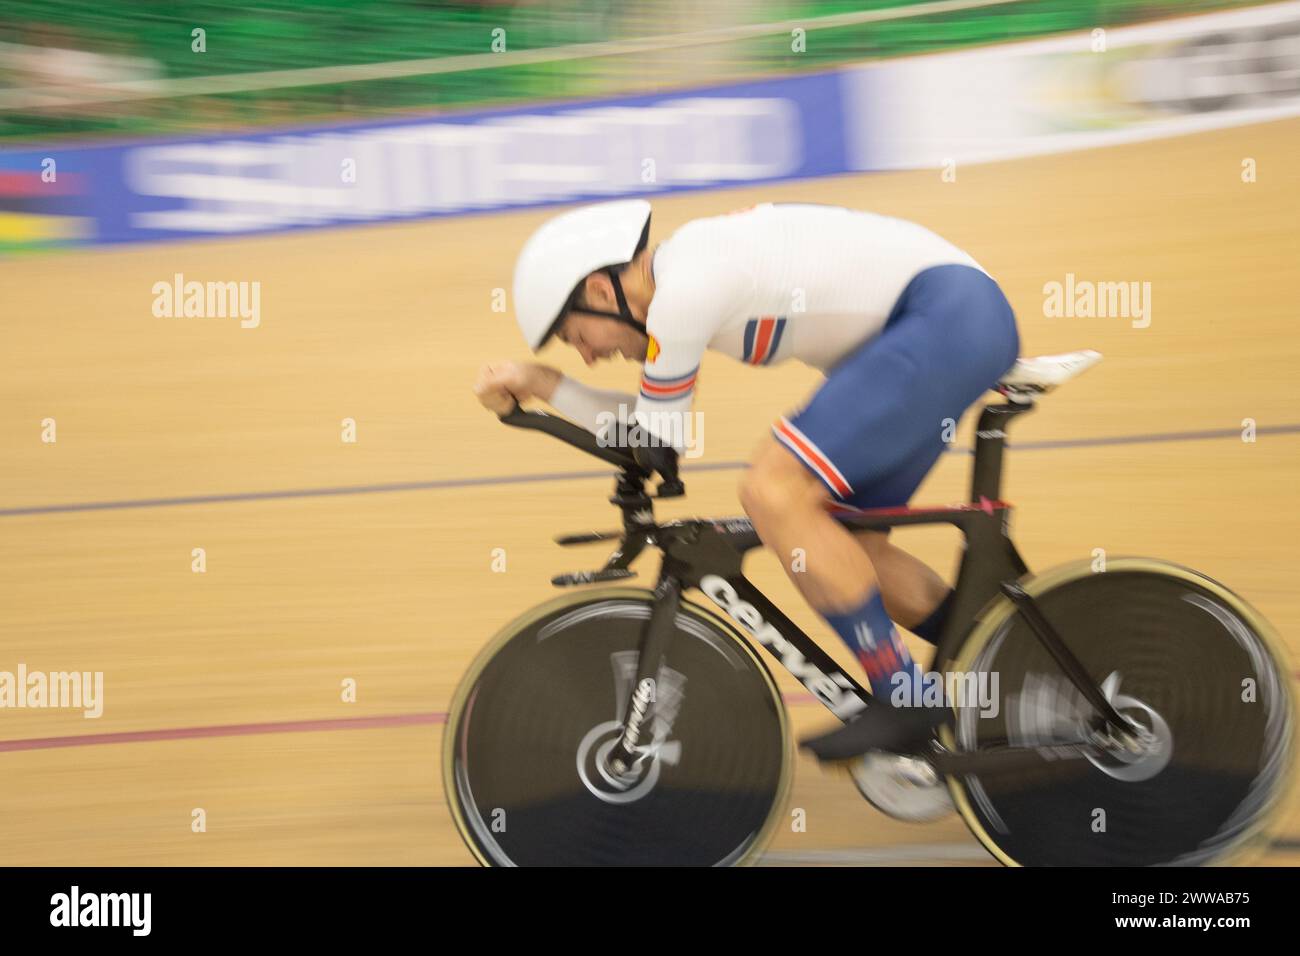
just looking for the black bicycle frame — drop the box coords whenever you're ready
[618,402,1030,751]
[501,399,1117,776]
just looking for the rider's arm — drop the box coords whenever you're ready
[631,265,740,452]
[548,375,639,435]
[632,329,710,454]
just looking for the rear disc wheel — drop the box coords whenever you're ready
[943,558,1295,866]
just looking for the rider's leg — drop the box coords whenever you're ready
[743,264,1020,757]
[836,437,971,648]
[855,531,953,646]
[739,438,877,613]
[739,439,924,702]
[737,450,950,640]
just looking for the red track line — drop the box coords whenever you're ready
[0,711,446,753]
[0,695,820,754]
[2,681,1294,754]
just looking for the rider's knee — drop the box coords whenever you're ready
[737,471,777,521]
[739,444,824,521]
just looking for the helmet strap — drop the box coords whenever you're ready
[562,269,645,330]
[605,267,646,335]
[607,266,632,319]
[545,264,647,347]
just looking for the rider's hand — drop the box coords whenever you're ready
[474,361,553,416]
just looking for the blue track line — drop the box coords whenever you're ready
[3,423,1297,518]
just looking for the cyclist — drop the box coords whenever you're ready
[474,199,1020,759]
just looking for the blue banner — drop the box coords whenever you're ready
[1,69,853,249]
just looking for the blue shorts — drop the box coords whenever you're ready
[773,264,1019,510]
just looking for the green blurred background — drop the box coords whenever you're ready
[0,1,1269,141]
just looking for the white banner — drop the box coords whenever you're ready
[844,1,1300,169]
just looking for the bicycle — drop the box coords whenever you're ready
[444,350,1295,866]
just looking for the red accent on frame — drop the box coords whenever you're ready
[825,499,1011,518]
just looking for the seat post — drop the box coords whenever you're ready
[970,400,1035,502]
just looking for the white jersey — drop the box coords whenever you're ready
[548,203,983,448]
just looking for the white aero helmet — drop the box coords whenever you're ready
[512,199,652,352]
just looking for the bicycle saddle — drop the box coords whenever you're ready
[996,349,1102,402]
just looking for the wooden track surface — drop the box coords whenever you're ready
[2,117,1298,865]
